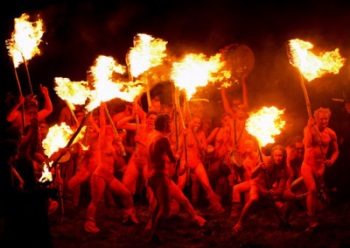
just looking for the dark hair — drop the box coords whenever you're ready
[155,113,170,131]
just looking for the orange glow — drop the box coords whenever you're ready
[54,77,91,106]
[288,39,345,81]
[6,13,44,67]
[246,106,285,147]
[42,122,84,157]
[171,53,225,100]
[86,55,144,111]
[127,33,167,78]
[39,162,53,183]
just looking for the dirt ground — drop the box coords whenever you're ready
[47,189,350,248]
[2,188,350,248]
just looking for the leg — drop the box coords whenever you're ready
[193,163,224,213]
[169,180,206,226]
[122,158,140,195]
[301,164,318,228]
[231,181,251,218]
[85,175,105,233]
[233,184,260,232]
[108,177,138,224]
[148,175,171,243]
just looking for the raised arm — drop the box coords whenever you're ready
[38,84,53,120]
[6,95,24,123]
[221,87,234,116]
[241,73,249,110]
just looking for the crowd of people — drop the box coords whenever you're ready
[0,75,349,246]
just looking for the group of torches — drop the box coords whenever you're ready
[5,13,346,183]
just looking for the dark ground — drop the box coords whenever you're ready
[2,186,349,248]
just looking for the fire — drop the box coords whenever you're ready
[6,13,44,67]
[127,33,168,78]
[246,106,285,147]
[171,53,225,100]
[42,122,83,158]
[86,55,144,111]
[288,39,345,81]
[54,77,91,106]
[40,122,85,182]
[39,162,53,183]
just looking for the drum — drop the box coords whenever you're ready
[220,43,255,85]
[58,150,71,163]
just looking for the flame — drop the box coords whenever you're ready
[288,39,345,81]
[42,123,84,157]
[6,13,44,67]
[127,33,168,78]
[86,55,144,111]
[39,162,53,183]
[54,77,91,106]
[171,53,225,100]
[246,106,285,147]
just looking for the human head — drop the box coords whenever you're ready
[291,136,304,161]
[313,107,331,130]
[243,139,257,154]
[150,95,161,113]
[155,113,171,133]
[39,120,49,139]
[146,111,158,130]
[189,114,202,131]
[271,145,286,165]
[221,112,232,126]
[24,94,39,119]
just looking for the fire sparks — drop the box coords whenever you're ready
[86,55,144,111]
[127,33,168,78]
[288,39,345,81]
[246,106,285,147]
[171,53,225,100]
[6,13,44,67]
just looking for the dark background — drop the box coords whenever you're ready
[1,0,350,135]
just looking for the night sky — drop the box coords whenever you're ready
[1,0,350,134]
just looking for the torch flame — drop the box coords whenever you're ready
[86,55,144,111]
[39,162,53,183]
[54,77,91,106]
[246,106,285,147]
[127,33,167,78]
[288,39,345,81]
[171,53,225,100]
[42,123,84,157]
[6,13,44,67]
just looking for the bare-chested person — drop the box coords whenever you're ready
[146,114,181,244]
[145,114,206,243]
[230,138,260,218]
[66,113,101,207]
[118,110,158,198]
[207,113,234,197]
[301,107,339,231]
[233,145,294,233]
[178,114,224,213]
[84,103,138,233]
[6,85,53,134]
